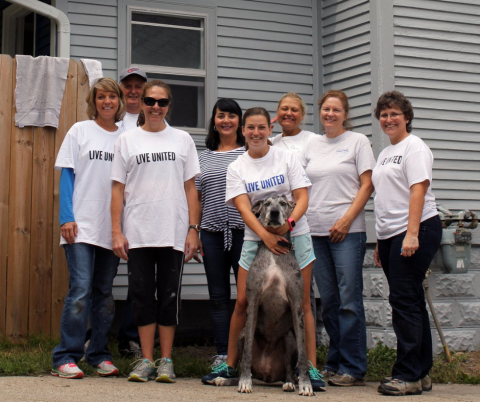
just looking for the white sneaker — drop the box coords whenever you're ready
[128,359,156,382]
[155,357,176,383]
[97,360,119,377]
[51,363,84,379]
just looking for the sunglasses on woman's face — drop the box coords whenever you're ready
[142,97,170,107]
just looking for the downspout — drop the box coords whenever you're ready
[5,0,70,58]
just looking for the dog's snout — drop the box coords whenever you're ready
[269,209,280,219]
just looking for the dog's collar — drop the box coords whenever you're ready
[258,240,295,251]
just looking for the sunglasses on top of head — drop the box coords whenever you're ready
[142,97,170,107]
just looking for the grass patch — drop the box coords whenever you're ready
[431,351,480,385]
[0,336,212,378]
[1,336,479,383]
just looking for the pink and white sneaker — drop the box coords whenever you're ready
[97,361,119,377]
[51,363,84,379]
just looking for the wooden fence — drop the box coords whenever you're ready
[0,55,90,341]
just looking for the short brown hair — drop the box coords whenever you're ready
[374,91,414,133]
[86,77,125,122]
[318,89,353,131]
[138,80,173,126]
[242,107,273,150]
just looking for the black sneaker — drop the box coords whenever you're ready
[201,362,239,386]
[119,340,142,359]
[307,363,326,392]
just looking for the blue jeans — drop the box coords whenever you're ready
[201,229,243,355]
[312,232,367,379]
[52,243,119,368]
[378,215,442,381]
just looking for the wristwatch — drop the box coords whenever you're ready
[287,218,296,232]
[189,224,200,233]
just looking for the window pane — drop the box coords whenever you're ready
[132,24,203,69]
[148,73,205,129]
[132,12,201,28]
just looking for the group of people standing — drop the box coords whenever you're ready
[51,65,442,397]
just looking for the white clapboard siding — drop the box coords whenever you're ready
[112,261,237,300]
[321,0,372,136]
[67,0,118,78]
[393,0,480,212]
[217,1,314,132]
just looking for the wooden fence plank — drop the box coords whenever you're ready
[6,58,33,342]
[29,126,55,335]
[0,55,14,337]
[77,61,89,122]
[51,60,78,336]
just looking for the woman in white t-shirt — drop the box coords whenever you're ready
[201,107,326,392]
[303,90,375,386]
[373,91,442,396]
[110,80,202,383]
[271,92,316,157]
[52,77,126,379]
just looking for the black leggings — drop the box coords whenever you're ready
[128,247,184,327]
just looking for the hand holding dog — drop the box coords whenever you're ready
[261,231,290,255]
[264,221,290,236]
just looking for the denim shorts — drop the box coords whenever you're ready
[239,233,316,270]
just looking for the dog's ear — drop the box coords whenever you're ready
[288,200,296,211]
[251,200,265,218]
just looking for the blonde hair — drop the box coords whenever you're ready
[86,77,125,122]
[277,92,306,116]
[318,89,353,131]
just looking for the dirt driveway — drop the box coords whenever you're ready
[1,377,479,402]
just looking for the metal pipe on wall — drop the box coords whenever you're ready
[5,0,70,58]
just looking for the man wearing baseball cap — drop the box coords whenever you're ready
[118,66,148,131]
[115,66,147,359]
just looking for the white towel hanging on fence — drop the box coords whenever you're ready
[80,58,103,88]
[15,55,70,129]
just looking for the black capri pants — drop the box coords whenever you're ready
[128,247,185,327]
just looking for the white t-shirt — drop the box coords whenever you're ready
[117,113,169,132]
[111,125,200,251]
[372,134,437,239]
[55,120,124,248]
[302,131,376,236]
[119,112,139,131]
[226,146,312,241]
[271,130,317,159]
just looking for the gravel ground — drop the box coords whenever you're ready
[1,377,479,402]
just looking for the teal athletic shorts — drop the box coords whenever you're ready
[239,232,316,271]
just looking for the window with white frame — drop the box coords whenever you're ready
[128,8,207,131]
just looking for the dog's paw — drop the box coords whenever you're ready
[298,381,314,397]
[238,378,253,393]
[283,382,295,392]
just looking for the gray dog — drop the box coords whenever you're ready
[237,196,314,396]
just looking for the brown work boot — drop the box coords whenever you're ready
[328,372,365,387]
[378,375,432,392]
[320,368,336,381]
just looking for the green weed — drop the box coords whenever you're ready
[0,336,479,383]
